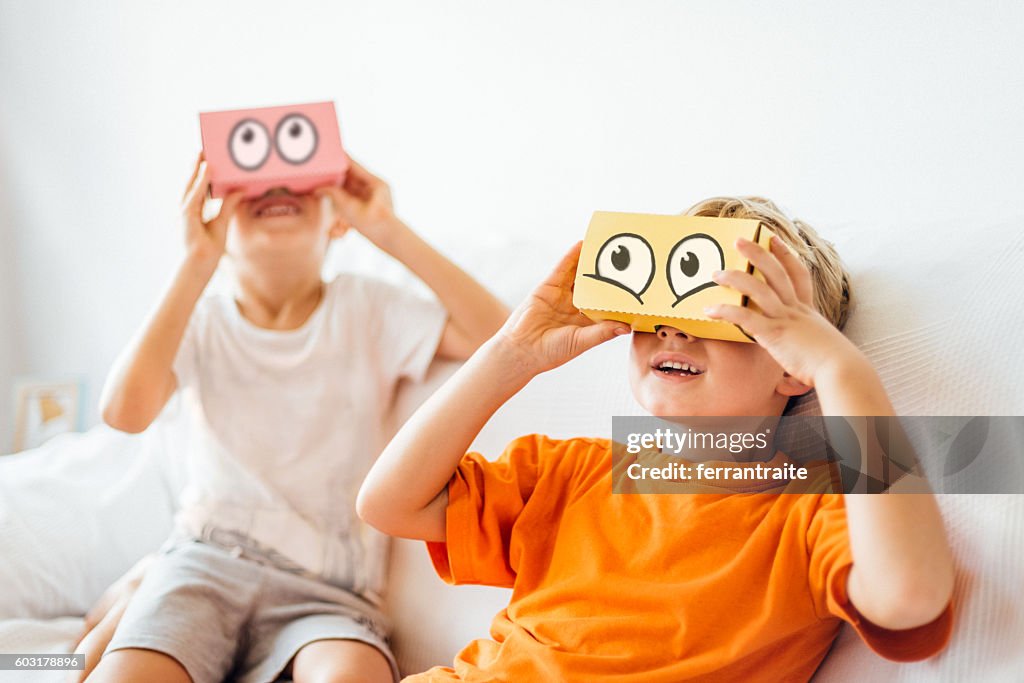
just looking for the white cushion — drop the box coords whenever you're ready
[0,399,190,619]
[0,618,82,683]
[0,428,166,618]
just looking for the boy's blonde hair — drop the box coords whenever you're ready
[684,197,851,330]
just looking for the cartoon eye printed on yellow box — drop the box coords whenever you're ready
[573,212,774,342]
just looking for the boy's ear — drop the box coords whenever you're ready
[776,372,812,398]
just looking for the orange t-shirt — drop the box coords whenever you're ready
[406,435,954,682]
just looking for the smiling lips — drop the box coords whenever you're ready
[253,194,301,218]
[651,352,705,379]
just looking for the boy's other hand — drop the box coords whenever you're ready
[704,236,864,387]
[494,242,630,377]
[182,152,243,274]
[315,159,398,249]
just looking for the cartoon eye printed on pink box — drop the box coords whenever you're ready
[199,101,350,199]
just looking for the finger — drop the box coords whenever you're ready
[313,185,341,202]
[316,185,357,214]
[346,160,389,203]
[544,241,583,292]
[770,235,815,306]
[573,320,631,353]
[181,152,204,203]
[338,164,370,198]
[703,303,767,339]
[711,269,785,317]
[182,161,210,221]
[315,185,344,207]
[346,158,378,182]
[342,159,369,188]
[209,190,245,233]
[736,237,798,305]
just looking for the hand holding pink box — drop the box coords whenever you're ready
[199,101,350,199]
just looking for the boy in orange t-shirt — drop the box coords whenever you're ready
[358,197,955,682]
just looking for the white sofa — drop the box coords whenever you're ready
[2,215,1023,681]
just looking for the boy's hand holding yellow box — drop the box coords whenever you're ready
[573,211,774,342]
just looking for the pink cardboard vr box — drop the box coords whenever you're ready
[199,101,350,199]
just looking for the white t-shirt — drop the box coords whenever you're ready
[171,273,447,604]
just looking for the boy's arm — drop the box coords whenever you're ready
[100,154,242,433]
[356,244,629,541]
[316,160,508,361]
[706,235,955,632]
[366,221,509,360]
[814,363,955,631]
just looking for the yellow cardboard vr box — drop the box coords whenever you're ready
[572,211,774,342]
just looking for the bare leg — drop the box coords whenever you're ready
[84,648,192,683]
[290,639,394,683]
[68,593,132,683]
[80,555,152,639]
[69,555,152,683]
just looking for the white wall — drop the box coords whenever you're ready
[0,153,23,445]
[1,0,1022,445]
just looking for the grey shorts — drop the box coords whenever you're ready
[104,537,399,683]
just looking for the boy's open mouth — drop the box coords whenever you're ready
[651,353,705,378]
[253,192,302,218]
[257,204,299,218]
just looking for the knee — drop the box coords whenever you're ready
[296,662,394,683]
[299,673,390,683]
[82,649,192,683]
[291,639,394,683]
[310,667,398,683]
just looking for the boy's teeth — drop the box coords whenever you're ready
[260,205,297,217]
[657,360,701,374]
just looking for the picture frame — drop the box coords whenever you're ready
[12,379,84,452]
